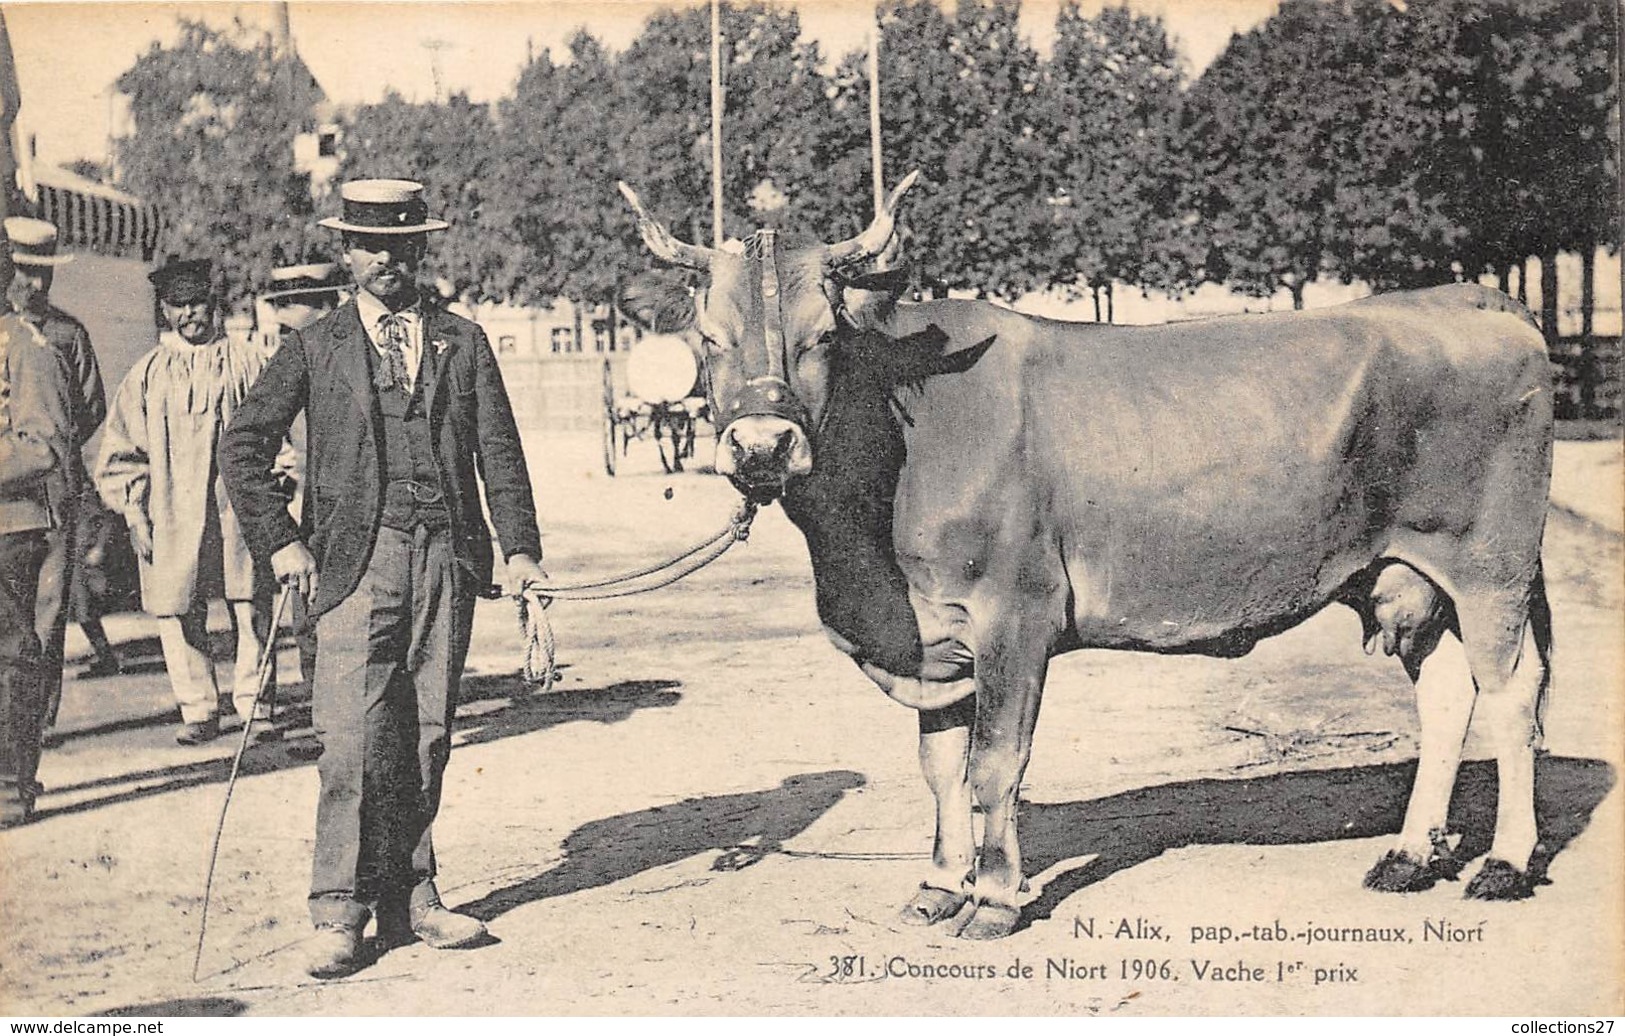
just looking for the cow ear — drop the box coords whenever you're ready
[620,271,696,334]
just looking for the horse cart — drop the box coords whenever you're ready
[602,333,710,476]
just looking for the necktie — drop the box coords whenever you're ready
[374,313,411,392]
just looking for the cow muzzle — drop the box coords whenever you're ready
[715,415,813,498]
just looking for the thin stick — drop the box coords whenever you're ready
[192,583,294,983]
[869,16,884,220]
[710,0,725,247]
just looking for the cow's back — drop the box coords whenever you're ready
[885,287,1550,656]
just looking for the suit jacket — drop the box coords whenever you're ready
[221,299,541,619]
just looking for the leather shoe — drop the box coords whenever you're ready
[175,718,220,746]
[410,905,488,949]
[0,796,33,830]
[304,922,367,979]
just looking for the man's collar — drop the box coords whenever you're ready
[356,289,421,328]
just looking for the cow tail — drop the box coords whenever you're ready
[1523,561,1554,741]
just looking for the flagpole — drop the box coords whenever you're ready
[868,13,884,220]
[710,0,725,247]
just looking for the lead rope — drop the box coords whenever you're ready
[510,498,759,689]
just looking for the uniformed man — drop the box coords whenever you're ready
[4,217,105,729]
[0,235,78,828]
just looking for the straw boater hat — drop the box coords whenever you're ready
[318,179,450,235]
[4,217,74,267]
[262,261,346,304]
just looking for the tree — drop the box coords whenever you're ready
[1408,0,1618,341]
[824,0,1049,300]
[488,30,643,351]
[1036,2,1195,319]
[1184,0,1455,308]
[614,2,837,248]
[115,18,324,304]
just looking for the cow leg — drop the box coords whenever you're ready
[1456,590,1548,900]
[959,610,1053,941]
[900,694,976,926]
[1363,564,1472,893]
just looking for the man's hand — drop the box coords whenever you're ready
[127,515,154,563]
[272,541,319,600]
[504,553,548,598]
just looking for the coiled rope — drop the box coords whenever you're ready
[511,498,758,689]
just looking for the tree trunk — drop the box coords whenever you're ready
[1581,244,1597,417]
[572,297,585,352]
[608,299,620,353]
[1581,244,1595,340]
[1291,282,1305,311]
[1091,284,1101,323]
[1515,258,1527,304]
[1106,282,1115,324]
[1497,264,1510,295]
[1539,250,1558,346]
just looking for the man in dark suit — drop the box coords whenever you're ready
[222,180,544,979]
[4,218,106,730]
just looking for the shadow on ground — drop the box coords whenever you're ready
[1019,753,1615,928]
[461,769,866,921]
[92,996,247,1017]
[32,675,681,822]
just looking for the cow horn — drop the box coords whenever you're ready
[825,169,921,269]
[617,182,718,271]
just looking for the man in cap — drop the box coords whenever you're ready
[0,233,78,828]
[262,261,346,338]
[222,179,544,978]
[96,258,277,746]
[4,217,107,729]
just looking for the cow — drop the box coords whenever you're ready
[617,173,1554,940]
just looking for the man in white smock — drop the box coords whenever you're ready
[96,259,282,745]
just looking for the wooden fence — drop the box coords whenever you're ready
[499,353,626,433]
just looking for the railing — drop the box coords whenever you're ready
[1550,335,1622,421]
[499,353,624,432]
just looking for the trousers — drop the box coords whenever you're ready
[308,524,473,927]
[35,500,75,729]
[0,531,49,809]
[156,597,273,724]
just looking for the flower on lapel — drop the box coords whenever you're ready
[431,337,450,357]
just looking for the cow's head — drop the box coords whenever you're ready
[618,172,920,500]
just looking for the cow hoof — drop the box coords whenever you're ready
[957,902,1020,941]
[899,884,969,927]
[1363,850,1437,893]
[1464,858,1535,901]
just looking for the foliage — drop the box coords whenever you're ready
[115,19,324,304]
[107,1,1618,325]
[823,0,1050,299]
[1037,3,1195,303]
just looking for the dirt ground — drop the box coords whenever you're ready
[1,431,1621,1018]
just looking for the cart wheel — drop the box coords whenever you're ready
[602,360,619,477]
[655,408,682,474]
[680,410,697,463]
